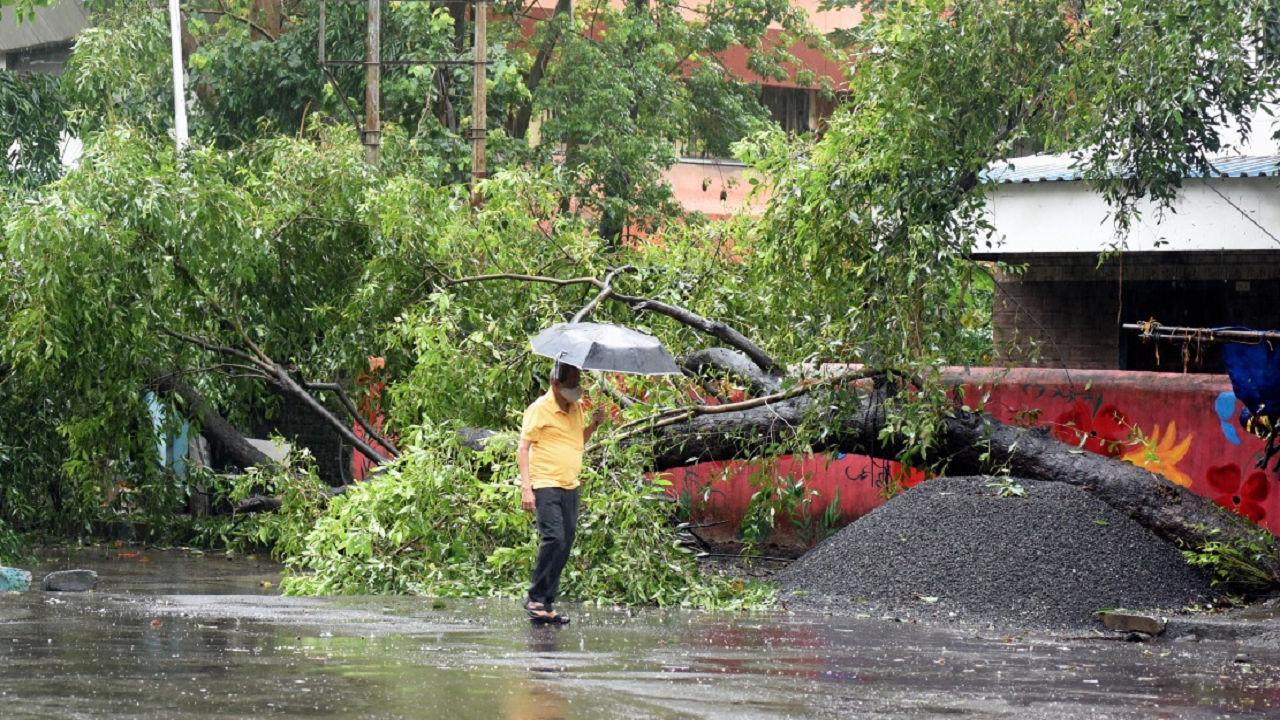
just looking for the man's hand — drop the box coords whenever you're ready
[584,403,607,442]
[517,439,535,512]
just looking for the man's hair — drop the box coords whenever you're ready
[551,361,581,385]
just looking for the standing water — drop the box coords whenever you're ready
[1,547,1278,718]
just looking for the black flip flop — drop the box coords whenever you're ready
[544,604,570,625]
[524,600,570,625]
[524,600,556,624]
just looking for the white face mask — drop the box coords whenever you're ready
[558,386,582,402]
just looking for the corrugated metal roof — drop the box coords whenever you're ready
[983,152,1280,184]
[0,1,88,53]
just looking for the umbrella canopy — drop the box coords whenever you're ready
[530,322,682,376]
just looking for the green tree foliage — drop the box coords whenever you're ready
[1,0,51,22]
[0,368,77,536]
[282,426,768,606]
[60,5,173,137]
[1,125,380,539]
[0,72,65,187]
[736,0,1280,458]
[4,0,1280,600]
[37,0,832,236]
[0,122,769,603]
[1054,0,1280,219]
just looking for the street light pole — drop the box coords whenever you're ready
[167,0,188,150]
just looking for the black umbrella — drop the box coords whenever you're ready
[530,322,681,375]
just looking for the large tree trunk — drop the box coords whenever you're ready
[629,389,1274,570]
[511,0,573,139]
[154,376,272,470]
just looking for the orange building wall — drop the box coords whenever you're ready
[521,0,859,30]
[665,160,764,218]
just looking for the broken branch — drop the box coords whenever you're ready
[262,363,391,469]
[165,330,393,468]
[598,369,879,450]
[681,347,783,396]
[152,375,273,470]
[308,381,401,458]
[197,2,279,42]
[571,265,634,322]
[443,269,783,375]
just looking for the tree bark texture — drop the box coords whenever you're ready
[680,347,782,395]
[154,376,273,470]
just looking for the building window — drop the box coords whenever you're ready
[679,85,818,160]
[761,86,812,135]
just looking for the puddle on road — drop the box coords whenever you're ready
[28,545,283,595]
[2,548,1280,719]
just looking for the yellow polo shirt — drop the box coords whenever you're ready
[520,391,585,490]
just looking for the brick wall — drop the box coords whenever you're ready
[990,251,1280,371]
[994,277,1119,368]
[253,390,350,486]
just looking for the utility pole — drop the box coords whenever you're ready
[471,0,487,193]
[364,0,381,165]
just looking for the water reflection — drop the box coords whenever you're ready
[2,549,1280,719]
[502,682,570,720]
[527,625,564,654]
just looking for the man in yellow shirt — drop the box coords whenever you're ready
[517,362,604,624]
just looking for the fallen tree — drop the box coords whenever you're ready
[620,378,1273,569]
[443,265,1278,582]
[153,374,273,470]
[6,0,1280,601]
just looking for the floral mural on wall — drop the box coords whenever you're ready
[664,369,1280,546]
[1120,422,1194,487]
[996,376,1278,534]
[1051,400,1132,458]
[1205,463,1270,522]
[881,374,1280,537]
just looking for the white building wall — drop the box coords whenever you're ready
[984,176,1280,254]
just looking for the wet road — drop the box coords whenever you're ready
[1,547,1279,719]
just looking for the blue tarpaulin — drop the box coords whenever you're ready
[1222,330,1280,470]
[1222,337,1280,419]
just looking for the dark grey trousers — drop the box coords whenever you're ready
[528,486,580,606]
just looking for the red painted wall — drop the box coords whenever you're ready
[662,367,1279,543]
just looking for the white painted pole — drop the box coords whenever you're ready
[168,0,189,149]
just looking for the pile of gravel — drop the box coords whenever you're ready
[777,476,1214,628]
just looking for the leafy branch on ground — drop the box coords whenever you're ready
[1182,527,1280,592]
[280,425,772,608]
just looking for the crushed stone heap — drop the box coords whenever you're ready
[776,476,1214,628]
